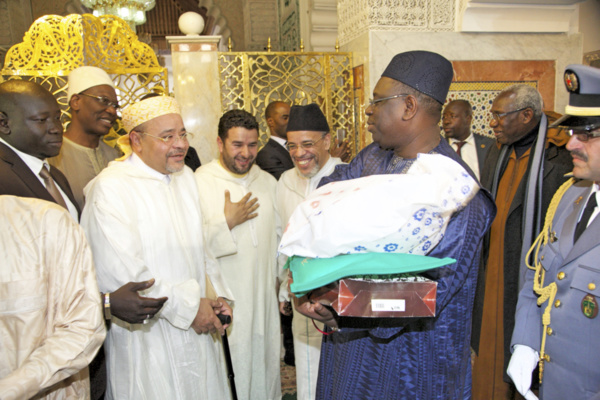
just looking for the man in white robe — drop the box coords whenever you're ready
[0,195,105,400]
[275,104,343,400]
[195,109,282,400]
[81,96,234,400]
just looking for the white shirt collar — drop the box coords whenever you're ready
[449,133,474,145]
[271,135,287,148]
[0,137,46,175]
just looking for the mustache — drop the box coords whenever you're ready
[167,150,186,157]
[571,149,588,162]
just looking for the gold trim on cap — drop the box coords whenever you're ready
[564,104,600,116]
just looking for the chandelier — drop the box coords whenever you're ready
[81,0,156,30]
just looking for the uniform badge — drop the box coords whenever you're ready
[575,196,583,205]
[582,294,598,319]
[549,231,558,243]
[565,71,579,93]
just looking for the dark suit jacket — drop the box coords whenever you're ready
[472,133,572,381]
[184,146,202,171]
[474,134,495,176]
[255,138,294,180]
[0,142,81,217]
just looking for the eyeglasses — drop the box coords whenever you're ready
[79,92,120,110]
[286,134,326,152]
[138,131,189,145]
[490,107,527,122]
[368,94,409,107]
[565,125,600,142]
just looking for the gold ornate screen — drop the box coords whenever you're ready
[1,13,168,122]
[219,51,359,156]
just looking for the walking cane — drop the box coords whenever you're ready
[218,314,237,400]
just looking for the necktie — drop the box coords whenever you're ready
[455,141,467,157]
[574,193,597,242]
[39,165,68,209]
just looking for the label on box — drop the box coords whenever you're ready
[371,299,406,312]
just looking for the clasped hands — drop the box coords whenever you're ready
[192,297,233,336]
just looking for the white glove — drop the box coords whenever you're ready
[507,345,539,400]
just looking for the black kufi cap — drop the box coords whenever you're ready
[551,64,600,129]
[381,51,454,104]
[286,103,330,132]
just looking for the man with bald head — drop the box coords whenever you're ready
[81,95,234,399]
[49,66,121,209]
[297,51,496,399]
[256,100,294,179]
[0,80,79,219]
[442,99,493,179]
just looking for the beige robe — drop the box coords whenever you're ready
[49,137,120,209]
[0,196,105,400]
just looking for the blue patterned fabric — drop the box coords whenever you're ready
[316,138,496,399]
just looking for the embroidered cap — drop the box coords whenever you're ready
[381,51,454,105]
[552,64,600,129]
[116,96,182,159]
[67,66,115,103]
[286,103,330,133]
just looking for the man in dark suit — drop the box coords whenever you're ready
[256,101,293,180]
[509,64,600,400]
[472,84,573,399]
[0,80,80,219]
[442,99,494,180]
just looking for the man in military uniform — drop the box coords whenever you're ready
[509,64,600,400]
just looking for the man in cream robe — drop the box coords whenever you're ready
[49,66,121,209]
[275,104,343,400]
[0,196,105,400]
[195,109,282,400]
[81,96,233,400]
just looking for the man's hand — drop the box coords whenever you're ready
[110,279,168,324]
[214,297,233,334]
[293,294,338,329]
[507,345,539,400]
[330,138,351,163]
[224,190,259,230]
[192,298,232,336]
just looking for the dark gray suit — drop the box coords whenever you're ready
[0,142,80,217]
[512,179,600,399]
[256,138,293,180]
[474,134,495,175]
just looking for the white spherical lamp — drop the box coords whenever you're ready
[178,12,205,36]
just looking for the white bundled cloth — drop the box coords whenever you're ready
[278,153,479,258]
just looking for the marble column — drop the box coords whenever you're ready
[166,35,222,164]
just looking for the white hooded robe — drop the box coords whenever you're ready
[195,160,282,400]
[82,155,233,400]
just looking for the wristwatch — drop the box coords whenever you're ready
[103,292,111,320]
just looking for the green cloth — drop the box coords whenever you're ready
[287,252,455,296]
